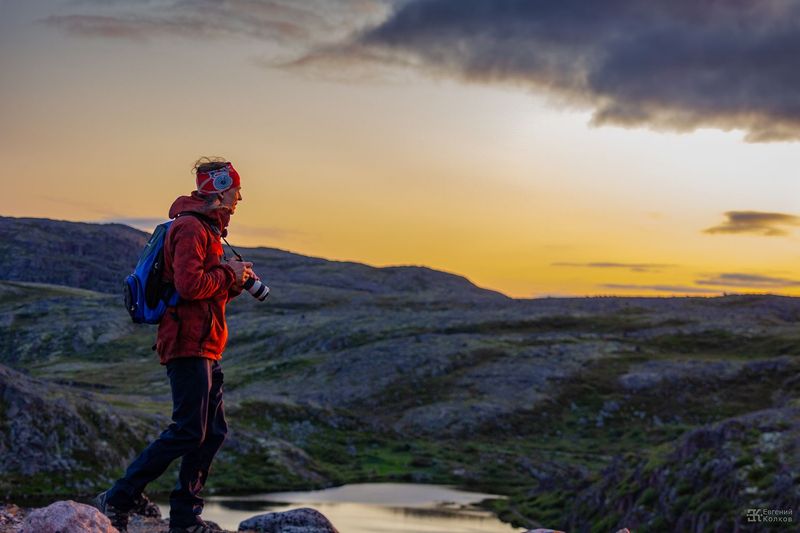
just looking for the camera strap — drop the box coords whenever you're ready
[222,237,243,262]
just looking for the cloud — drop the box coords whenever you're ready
[299,0,800,142]
[552,262,673,273]
[43,3,313,44]
[42,0,389,54]
[602,272,800,293]
[601,283,717,295]
[695,273,800,289]
[40,1,800,141]
[704,211,800,237]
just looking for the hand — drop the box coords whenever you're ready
[226,259,253,287]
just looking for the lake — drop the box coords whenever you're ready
[157,482,527,532]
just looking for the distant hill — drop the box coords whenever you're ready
[0,216,507,302]
[0,217,146,294]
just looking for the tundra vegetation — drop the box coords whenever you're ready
[0,216,798,531]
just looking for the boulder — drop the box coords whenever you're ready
[238,507,338,533]
[22,500,117,533]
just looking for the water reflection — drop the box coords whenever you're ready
[213,499,292,512]
[159,483,526,532]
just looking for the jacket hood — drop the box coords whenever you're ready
[168,192,231,236]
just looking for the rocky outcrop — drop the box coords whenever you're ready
[562,406,800,531]
[0,363,162,498]
[22,500,115,533]
[238,508,339,533]
[617,355,796,392]
[0,216,146,294]
[2,503,341,533]
[0,282,137,364]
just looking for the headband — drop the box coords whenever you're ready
[196,162,241,194]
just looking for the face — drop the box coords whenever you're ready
[219,186,242,214]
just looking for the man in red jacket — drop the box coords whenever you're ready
[95,158,252,533]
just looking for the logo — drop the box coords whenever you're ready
[745,508,793,524]
[209,168,232,191]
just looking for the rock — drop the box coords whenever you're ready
[22,500,117,533]
[617,359,743,391]
[238,507,338,533]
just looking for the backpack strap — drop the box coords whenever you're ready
[175,211,221,235]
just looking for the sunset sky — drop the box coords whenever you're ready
[3,0,800,298]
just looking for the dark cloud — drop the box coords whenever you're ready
[302,0,800,142]
[601,283,716,295]
[41,1,800,140]
[704,211,800,237]
[695,273,800,289]
[552,262,673,273]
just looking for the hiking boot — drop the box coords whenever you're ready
[131,492,161,518]
[92,490,129,532]
[168,518,224,533]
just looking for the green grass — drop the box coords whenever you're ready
[647,329,800,358]
[225,357,323,389]
[29,358,169,396]
[438,313,673,335]
[0,280,107,304]
[80,332,156,362]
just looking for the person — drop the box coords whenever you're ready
[94,157,253,533]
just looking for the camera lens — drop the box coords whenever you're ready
[243,275,269,301]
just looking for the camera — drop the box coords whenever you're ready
[243,272,269,301]
[227,249,269,301]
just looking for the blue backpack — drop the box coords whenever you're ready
[123,220,180,324]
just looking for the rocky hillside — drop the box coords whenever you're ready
[0,216,146,293]
[1,216,799,531]
[0,215,507,303]
[0,361,163,498]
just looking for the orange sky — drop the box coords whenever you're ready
[3,1,800,298]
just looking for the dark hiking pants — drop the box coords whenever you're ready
[107,357,227,527]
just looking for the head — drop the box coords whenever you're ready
[193,157,243,215]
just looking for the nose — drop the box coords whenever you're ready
[237,190,243,201]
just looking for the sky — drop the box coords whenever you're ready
[2,0,800,298]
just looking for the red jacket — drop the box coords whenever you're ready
[156,194,242,364]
